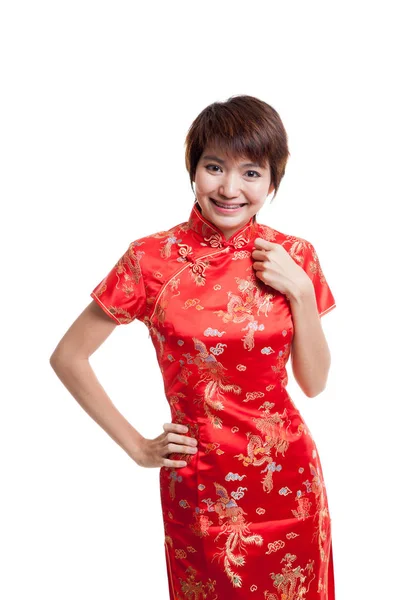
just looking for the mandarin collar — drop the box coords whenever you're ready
[187,201,258,249]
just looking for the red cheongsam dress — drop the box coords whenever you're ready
[90,201,337,599]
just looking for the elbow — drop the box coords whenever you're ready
[50,341,64,368]
[50,348,88,370]
[49,352,61,371]
[49,348,69,371]
[296,360,331,398]
[293,370,328,398]
[303,376,329,398]
[304,384,326,398]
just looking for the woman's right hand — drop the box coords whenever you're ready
[133,422,198,469]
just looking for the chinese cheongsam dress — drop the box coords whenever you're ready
[90,200,337,599]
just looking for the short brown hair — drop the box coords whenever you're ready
[184,94,290,201]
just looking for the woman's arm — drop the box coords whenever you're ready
[288,283,331,397]
[49,301,145,461]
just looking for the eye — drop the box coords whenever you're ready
[205,164,261,178]
[205,164,222,173]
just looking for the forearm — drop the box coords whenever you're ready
[50,354,144,461]
[288,284,331,397]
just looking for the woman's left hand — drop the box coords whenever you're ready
[251,237,313,299]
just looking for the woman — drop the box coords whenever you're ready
[50,94,336,599]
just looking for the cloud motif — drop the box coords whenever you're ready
[267,462,282,472]
[243,391,265,403]
[210,343,227,356]
[231,486,248,500]
[265,540,285,554]
[182,353,194,364]
[225,472,247,481]
[261,346,275,355]
[204,327,226,337]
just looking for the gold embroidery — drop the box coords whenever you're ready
[234,401,290,493]
[190,511,214,538]
[178,565,218,599]
[263,552,316,599]
[192,338,241,428]
[182,298,201,309]
[189,257,210,286]
[177,243,194,261]
[214,275,274,351]
[265,539,285,554]
[211,482,263,588]
[292,496,313,520]
[242,390,265,403]
[232,249,251,260]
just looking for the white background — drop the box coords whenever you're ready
[1,1,398,598]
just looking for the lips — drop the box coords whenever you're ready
[210,198,246,208]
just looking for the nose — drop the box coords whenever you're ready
[218,172,242,199]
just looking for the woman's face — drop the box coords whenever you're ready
[193,145,275,240]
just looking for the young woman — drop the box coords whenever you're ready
[50,94,336,599]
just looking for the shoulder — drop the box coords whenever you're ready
[255,221,314,267]
[123,219,192,279]
[126,219,187,253]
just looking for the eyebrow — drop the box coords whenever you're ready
[202,154,263,168]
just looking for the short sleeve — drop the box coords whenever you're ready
[90,242,147,325]
[301,241,336,317]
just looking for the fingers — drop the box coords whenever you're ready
[163,440,198,455]
[162,422,198,446]
[162,457,188,468]
[252,261,266,271]
[163,422,188,435]
[161,422,198,469]
[252,249,269,260]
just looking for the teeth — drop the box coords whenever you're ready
[213,200,243,209]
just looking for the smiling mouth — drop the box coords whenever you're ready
[210,198,247,209]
